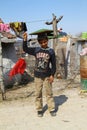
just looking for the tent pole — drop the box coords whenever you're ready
[0,35,6,100]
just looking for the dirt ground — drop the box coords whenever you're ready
[0,78,87,130]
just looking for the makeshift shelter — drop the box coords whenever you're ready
[0,35,22,87]
[0,19,22,88]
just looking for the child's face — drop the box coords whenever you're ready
[38,39,48,48]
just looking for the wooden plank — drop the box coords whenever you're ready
[0,35,6,100]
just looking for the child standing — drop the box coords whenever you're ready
[23,31,56,117]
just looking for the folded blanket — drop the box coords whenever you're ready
[0,23,10,32]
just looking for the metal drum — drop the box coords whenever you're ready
[80,55,87,90]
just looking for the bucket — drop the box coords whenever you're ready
[80,55,87,90]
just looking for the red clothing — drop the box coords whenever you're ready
[9,58,26,79]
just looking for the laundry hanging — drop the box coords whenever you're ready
[10,22,27,38]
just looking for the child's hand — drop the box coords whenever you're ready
[23,32,27,41]
[48,75,54,83]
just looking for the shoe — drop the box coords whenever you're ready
[50,111,56,116]
[37,111,43,117]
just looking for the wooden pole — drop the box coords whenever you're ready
[65,36,71,79]
[52,14,58,51]
[0,35,6,100]
[45,13,63,53]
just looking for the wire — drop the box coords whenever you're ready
[23,19,52,23]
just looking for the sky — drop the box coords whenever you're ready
[0,0,87,36]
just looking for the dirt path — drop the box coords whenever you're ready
[0,79,87,130]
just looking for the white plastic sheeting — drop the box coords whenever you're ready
[2,43,21,86]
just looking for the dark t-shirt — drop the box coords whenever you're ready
[23,41,56,78]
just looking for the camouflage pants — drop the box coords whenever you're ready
[35,77,55,112]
